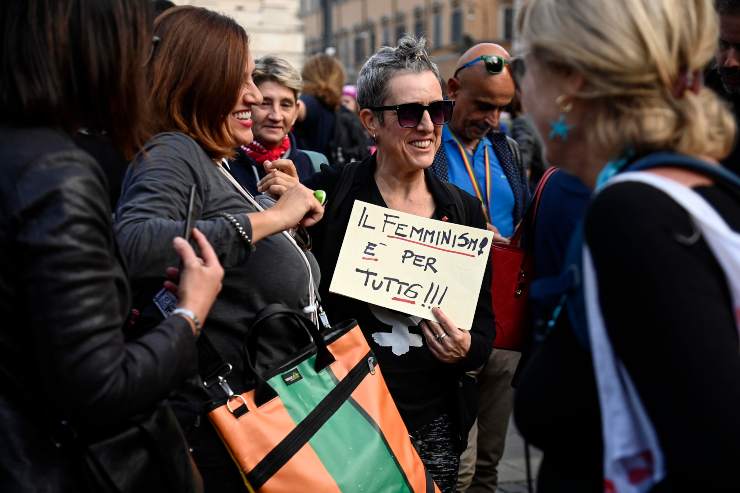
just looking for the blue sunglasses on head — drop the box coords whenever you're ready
[453,55,510,78]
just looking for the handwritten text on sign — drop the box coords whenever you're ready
[329,201,493,331]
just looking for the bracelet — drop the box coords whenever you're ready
[172,308,202,336]
[219,212,254,251]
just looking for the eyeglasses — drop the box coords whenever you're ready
[453,55,510,78]
[369,100,455,128]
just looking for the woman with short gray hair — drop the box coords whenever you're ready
[229,55,322,194]
[300,36,495,492]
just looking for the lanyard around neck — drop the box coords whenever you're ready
[450,132,491,223]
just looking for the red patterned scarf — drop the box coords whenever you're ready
[243,136,291,164]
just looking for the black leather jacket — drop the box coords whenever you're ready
[0,127,197,486]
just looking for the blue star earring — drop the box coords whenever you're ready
[548,95,573,141]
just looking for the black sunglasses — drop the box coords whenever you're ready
[369,100,455,128]
[453,55,510,78]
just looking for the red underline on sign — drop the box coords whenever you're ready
[392,297,416,304]
[386,235,476,257]
[362,257,379,261]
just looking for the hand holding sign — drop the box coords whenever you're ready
[329,201,493,331]
[420,307,472,363]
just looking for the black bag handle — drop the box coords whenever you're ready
[242,304,336,407]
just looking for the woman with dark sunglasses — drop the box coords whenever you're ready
[289,35,494,492]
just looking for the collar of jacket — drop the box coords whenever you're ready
[351,152,460,220]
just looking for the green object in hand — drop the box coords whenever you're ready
[314,189,327,205]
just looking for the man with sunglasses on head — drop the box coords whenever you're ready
[431,44,529,493]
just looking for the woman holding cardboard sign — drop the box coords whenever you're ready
[298,35,495,492]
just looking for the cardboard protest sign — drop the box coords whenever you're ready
[329,200,493,331]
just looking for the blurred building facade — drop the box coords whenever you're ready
[299,0,516,82]
[175,0,305,69]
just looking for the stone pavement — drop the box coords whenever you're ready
[495,418,542,493]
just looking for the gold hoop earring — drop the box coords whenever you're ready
[555,95,573,113]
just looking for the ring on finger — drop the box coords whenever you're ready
[436,332,447,341]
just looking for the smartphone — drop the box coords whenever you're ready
[153,184,197,317]
[183,184,197,241]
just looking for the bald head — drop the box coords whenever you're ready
[456,43,510,70]
[447,43,516,146]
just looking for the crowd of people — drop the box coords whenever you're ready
[0,0,738,492]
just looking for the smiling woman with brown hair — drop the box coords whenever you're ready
[114,6,324,491]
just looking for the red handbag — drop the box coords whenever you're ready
[491,167,559,350]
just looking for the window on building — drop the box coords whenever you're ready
[343,35,351,68]
[382,17,390,46]
[451,7,463,45]
[396,22,406,42]
[414,8,424,38]
[501,5,514,42]
[368,25,377,52]
[354,33,366,67]
[433,10,442,48]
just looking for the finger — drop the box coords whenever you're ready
[165,266,180,281]
[266,159,298,177]
[420,321,435,344]
[190,228,219,267]
[431,307,458,334]
[268,185,287,196]
[421,321,443,347]
[299,203,324,228]
[163,280,178,294]
[421,322,448,360]
[486,223,501,234]
[173,236,198,266]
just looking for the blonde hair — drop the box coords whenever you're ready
[517,0,736,160]
[301,54,345,110]
[254,55,303,100]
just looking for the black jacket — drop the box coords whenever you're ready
[0,127,197,491]
[305,155,494,431]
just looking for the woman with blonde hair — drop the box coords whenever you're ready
[295,54,369,165]
[512,0,740,491]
